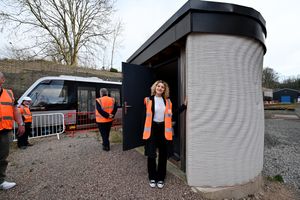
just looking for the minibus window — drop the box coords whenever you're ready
[109,89,121,107]
[78,86,96,112]
[29,80,68,107]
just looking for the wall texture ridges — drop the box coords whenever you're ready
[186,33,264,187]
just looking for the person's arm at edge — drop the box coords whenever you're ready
[178,104,187,114]
[111,100,118,117]
[13,105,25,135]
[178,97,187,114]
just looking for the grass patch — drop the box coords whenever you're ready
[267,174,284,183]
[110,128,122,143]
[91,127,122,143]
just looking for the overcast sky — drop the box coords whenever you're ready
[115,0,300,79]
[0,0,299,79]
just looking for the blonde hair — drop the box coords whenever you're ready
[150,80,170,98]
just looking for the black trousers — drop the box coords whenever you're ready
[146,122,168,181]
[97,122,112,148]
[0,130,10,184]
[17,122,31,147]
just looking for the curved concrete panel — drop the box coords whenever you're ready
[186,33,264,187]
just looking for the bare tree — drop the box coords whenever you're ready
[4,42,35,60]
[0,0,115,66]
[280,76,300,90]
[262,67,280,89]
[109,20,123,69]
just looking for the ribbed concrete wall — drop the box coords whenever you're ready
[186,33,265,187]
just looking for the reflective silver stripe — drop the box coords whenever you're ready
[0,90,14,107]
[146,113,151,117]
[98,98,114,111]
[23,107,28,115]
[167,99,171,105]
[0,102,14,106]
[102,106,114,109]
[6,89,14,101]
[165,113,172,117]
[3,116,13,120]
[0,117,13,121]
[144,127,151,132]
[165,128,173,132]
[145,97,150,104]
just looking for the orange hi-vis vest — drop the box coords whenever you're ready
[95,96,115,123]
[143,97,173,141]
[0,89,15,131]
[19,105,32,123]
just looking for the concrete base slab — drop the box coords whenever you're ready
[193,174,262,200]
[135,147,262,200]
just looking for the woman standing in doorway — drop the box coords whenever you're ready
[143,80,173,189]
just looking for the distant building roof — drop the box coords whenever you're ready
[273,88,300,94]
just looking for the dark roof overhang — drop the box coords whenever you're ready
[127,0,267,65]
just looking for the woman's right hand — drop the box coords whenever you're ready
[184,96,187,106]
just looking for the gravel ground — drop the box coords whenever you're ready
[0,133,205,200]
[1,112,299,200]
[263,118,300,193]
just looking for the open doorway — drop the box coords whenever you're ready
[121,59,186,171]
[153,58,184,169]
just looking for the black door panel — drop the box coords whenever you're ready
[122,62,154,150]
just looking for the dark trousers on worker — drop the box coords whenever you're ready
[17,122,31,148]
[145,122,168,182]
[0,130,10,184]
[97,122,112,149]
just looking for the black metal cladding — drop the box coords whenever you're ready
[191,12,265,44]
[127,0,266,65]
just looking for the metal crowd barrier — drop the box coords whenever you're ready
[64,110,122,133]
[64,111,97,132]
[13,113,65,141]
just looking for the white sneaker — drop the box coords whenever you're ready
[149,180,156,188]
[0,181,16,190]
[157,181,164,189]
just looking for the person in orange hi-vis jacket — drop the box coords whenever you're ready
[142,80,175,189]
[18,96,33,149]
[0,71,25,190]
[95,88,117,151]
